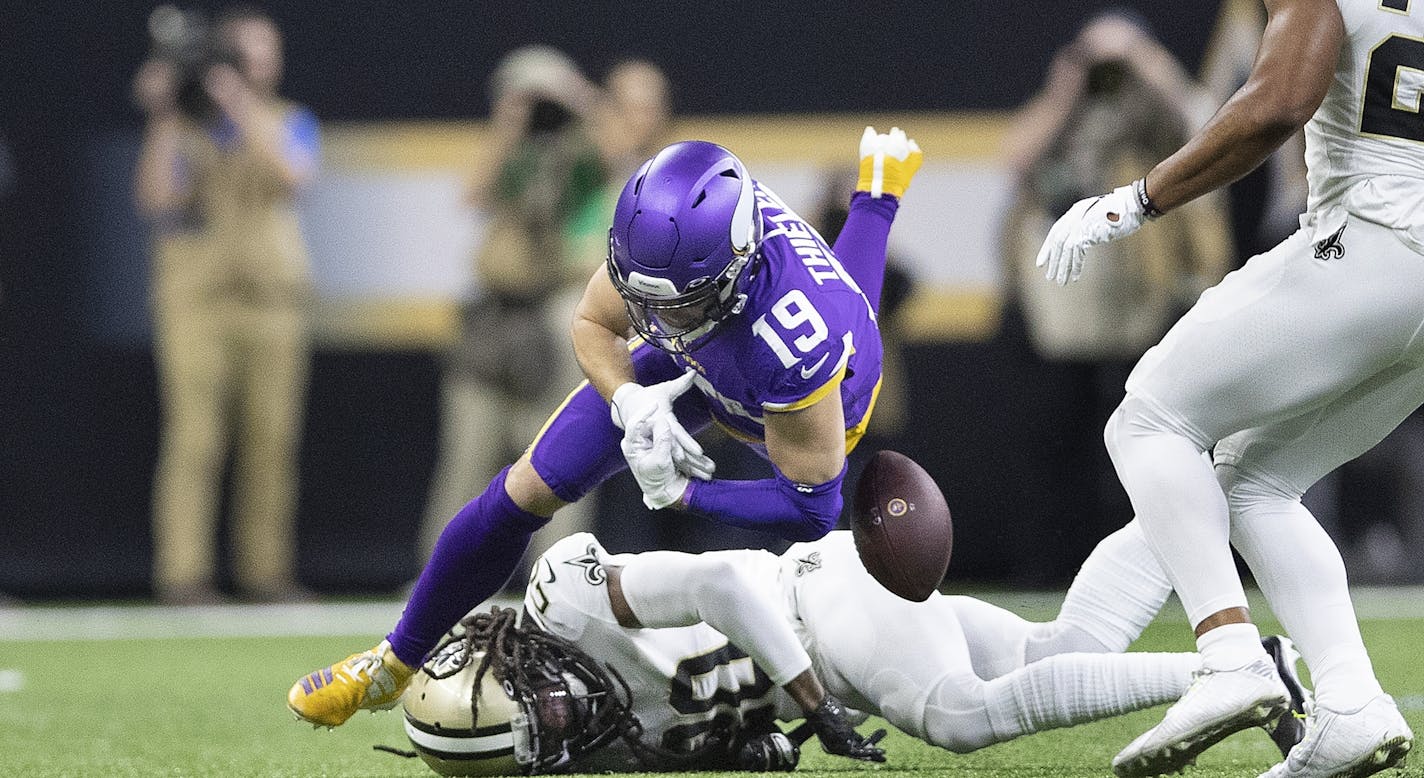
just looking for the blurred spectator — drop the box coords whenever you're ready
[558,59,669,300]
[133,5,318,604]
[420,47,608,564]
[997,10,1233,562]
[596,59,673,175]
[1001,11,1231,363]
[564,59,674,278]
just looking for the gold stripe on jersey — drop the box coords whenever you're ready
[526,380,592,455]
[843,377,884,455]
[762,363,848,414]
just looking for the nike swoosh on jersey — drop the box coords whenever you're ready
[799,353,830,379]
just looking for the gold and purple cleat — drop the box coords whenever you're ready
[287,639,415,728]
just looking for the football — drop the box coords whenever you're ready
[850,450,953,602]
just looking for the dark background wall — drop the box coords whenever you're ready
[0,1,1224,597]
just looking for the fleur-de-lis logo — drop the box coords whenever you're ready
[794,551,822,577]
[564,544,606,585]
[1314,225,1346,261]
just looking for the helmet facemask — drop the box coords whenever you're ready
[606,210,762,355]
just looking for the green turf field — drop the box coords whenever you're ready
[1,601,1419,778]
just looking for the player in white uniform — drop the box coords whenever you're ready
[518,524,1301,768]
[1035,1,1421,776]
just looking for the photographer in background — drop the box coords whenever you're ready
[420,47,607,573]
[997,10,1233,578]
[133,4,318,604]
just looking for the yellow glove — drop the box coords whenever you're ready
[857,126,923,199]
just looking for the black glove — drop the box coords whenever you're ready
[805,695,887,763]
[738,730,800,772]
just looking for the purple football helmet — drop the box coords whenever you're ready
[606,140,762,353]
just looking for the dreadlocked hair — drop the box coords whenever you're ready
[425,606,747,773]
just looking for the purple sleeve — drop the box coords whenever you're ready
[833,192,899,315]
[683,465,845,541]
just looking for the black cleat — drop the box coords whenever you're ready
[1262,635,1313,757]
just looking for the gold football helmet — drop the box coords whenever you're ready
[402,640,523,777]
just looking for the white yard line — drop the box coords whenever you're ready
[970,585,1424,624]
[0,587,1420,642]
[0,597,518,642]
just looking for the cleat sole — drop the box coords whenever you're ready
[1115,699,1291,778]
[1327,735,1412,778]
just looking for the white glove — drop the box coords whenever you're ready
[610,371,694,429]
[611,371,715,479]
[622,419,692,510]
[1035,181,1150,285]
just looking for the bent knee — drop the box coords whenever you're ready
[505,455,565,517]
[1215,462,1301,511]
[1104,395,1208,460]
[924,713,997,754]
[920,676,998,754]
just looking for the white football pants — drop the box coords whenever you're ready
[1107,215,1424,698]
[792,524,1192,753]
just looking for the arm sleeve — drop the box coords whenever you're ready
[620,549,812,687]
[683,463,845,542]
[832,192,899,314]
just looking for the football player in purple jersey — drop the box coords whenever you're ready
[288,127,923,733]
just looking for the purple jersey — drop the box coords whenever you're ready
[670,182,883,450]
[521,184,892,503]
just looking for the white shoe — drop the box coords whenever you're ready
[1113,655,1290,777]
[1259,694,1413,778]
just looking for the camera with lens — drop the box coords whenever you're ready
[146,4,243,121]
[1085,59,1129,97]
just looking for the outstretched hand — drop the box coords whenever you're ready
[1035,182,1148,285]
[803,695,888,763]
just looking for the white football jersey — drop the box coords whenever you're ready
[521,534,796,762]
[1306,0,1424,235]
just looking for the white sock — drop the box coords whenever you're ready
[1224,468,1384,710]
[984,652,1199,742]
[1196,622,1265,671]
[1104,399,1250,625]
[1027,518,1173,661]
